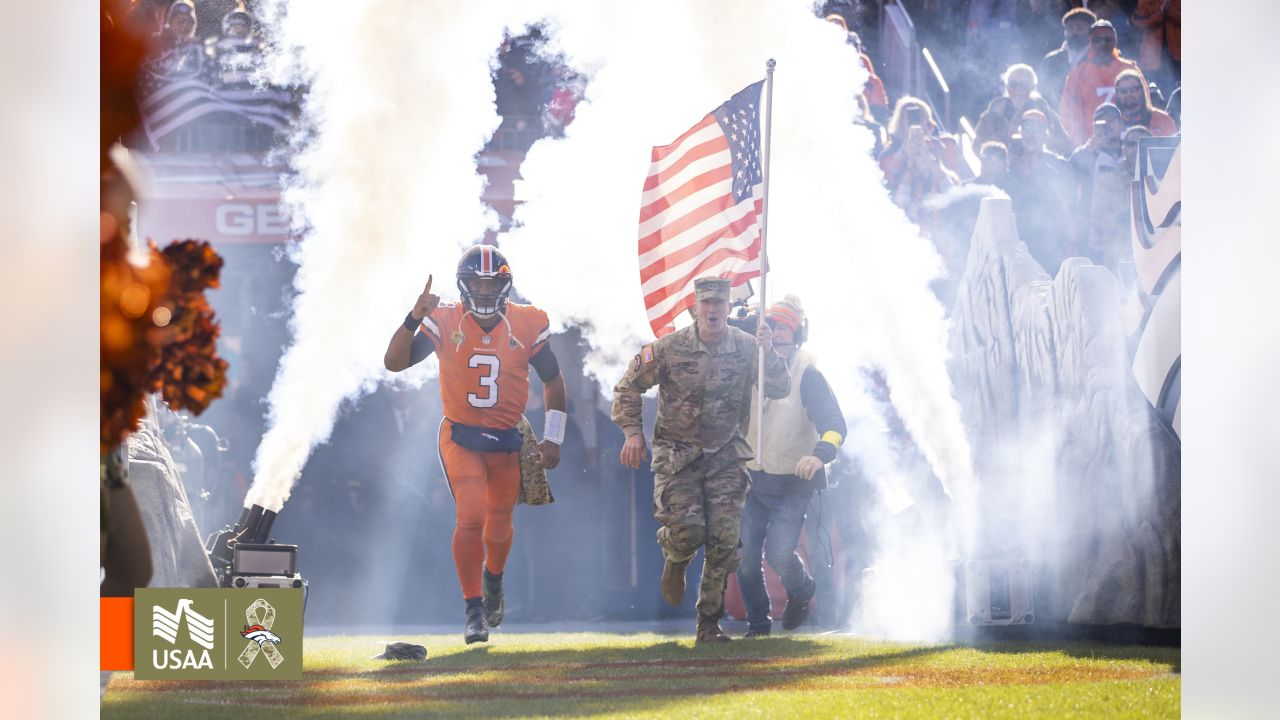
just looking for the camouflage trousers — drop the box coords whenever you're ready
[653,456,750,618]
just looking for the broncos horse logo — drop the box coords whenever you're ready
[240,624,283,646]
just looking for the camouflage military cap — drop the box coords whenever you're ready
[694,277,731,302]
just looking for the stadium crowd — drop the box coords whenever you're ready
[841,0,1180,282]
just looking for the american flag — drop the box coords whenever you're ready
[638,80,765,336]
[139,42,295,148]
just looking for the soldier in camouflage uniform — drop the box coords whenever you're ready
[612,277,791,642]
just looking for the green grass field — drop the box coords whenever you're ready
[103,631,1179,719]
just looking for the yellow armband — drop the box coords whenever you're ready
[820,431,844,448]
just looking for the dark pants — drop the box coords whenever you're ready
[735,478,814,629]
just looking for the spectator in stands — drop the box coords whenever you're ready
[1084,124,1151,272]
[1068,103,1124,196]
[1039,7,1097,108]
[155,0,198,51]
[1060,20,1139,146]
[879,99,959,225]
[1068,103,1124,264]
[1134,0,1181,91]
[1014,109,1069,168]
[222,7,252,39]
[1083,0,1137,59]
[1006,109,1073,274]
[206,7,262,87]
[881,97,970,182]
[825,15,890,123]
[1072,103,1124,164]
[974,63,1073,159]
[967,141,1010,189]
[143,0,206,82]
[1114,69,1178,137]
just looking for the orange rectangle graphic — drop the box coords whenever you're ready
[101,597,134,671]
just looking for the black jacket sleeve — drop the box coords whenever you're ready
[800,366,846,464]
[529,343,561,382]
[406,332,435,367]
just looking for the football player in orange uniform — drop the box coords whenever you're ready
[384,245,567,644]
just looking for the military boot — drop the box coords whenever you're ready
[464,600,489,644]
[483,568,505,628]
[660,559,688,606]
[695,614,731,644]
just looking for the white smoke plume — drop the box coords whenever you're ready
[506,0,971,496]
[245,2,512,511]
[502,0,976,639]
[245,0,975,639]
[919,182,1009,211]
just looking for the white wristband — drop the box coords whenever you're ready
[543,409,567,445]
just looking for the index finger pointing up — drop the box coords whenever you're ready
[424,274,433,294]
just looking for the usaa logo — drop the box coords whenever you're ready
[151,598,215,670]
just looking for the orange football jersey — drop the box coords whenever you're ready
[418,301,550,429]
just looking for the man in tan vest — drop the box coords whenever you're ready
[739,295,847,636]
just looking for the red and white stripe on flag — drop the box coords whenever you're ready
[637,82,765,337]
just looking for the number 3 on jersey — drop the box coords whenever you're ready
[467,354,500,408]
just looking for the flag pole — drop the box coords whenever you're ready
[756,58,776,461]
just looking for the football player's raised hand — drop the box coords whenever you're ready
[412,275,440,320]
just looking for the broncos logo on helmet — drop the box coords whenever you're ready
[457,245,513,319]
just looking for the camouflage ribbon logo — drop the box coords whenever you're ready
[237,598,284,669]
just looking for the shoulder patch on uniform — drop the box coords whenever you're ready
[641,344,655,364]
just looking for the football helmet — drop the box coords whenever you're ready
[456,245,513,319]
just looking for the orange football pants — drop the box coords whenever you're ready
[439,419,521,600]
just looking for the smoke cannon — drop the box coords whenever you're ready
[205,503,305,594]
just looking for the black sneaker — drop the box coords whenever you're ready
[464,602,489,644]
[483,569,505,627]
[743,624,772,638]
[781,577,816,631]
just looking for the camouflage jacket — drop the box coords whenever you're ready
[612,324,791,475]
